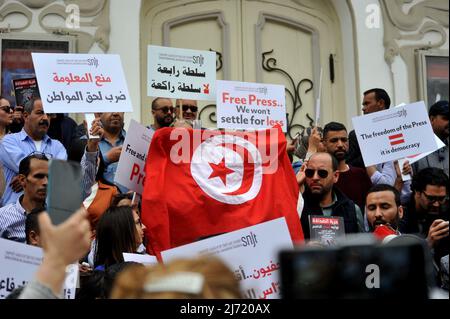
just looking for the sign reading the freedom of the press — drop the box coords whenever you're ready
[32,53,133,113]
[352,101,438,166]
[114,120,154,194]
[161,218,293,299]
[147,45,216,100]
[216,80,287,132]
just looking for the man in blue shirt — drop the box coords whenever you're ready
[0,98,67,206]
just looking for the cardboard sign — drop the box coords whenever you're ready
[147,45,216,100]
[114,120,153,194]
[32,53,133,113]
[309,216,345,246]
[12,77,40,108]
[352,101,438,166]
[161,217,293,299]
[123,253,158,266]
[216,80,287,132]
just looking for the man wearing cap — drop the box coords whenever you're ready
[413,100,449,176]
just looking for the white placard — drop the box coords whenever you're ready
[161,217,293,299]
[32,53,133,113]
[0,239,42,299]
[62,264,79,299]
[114,120,153,194]
[352,101,438,166]
[123,253,158,266]
[0,239,79,299]
[147,45,216,100]
[216,80,287,132]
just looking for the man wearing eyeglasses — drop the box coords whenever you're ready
[0,97,67,206]
[400,167,449,264]
[297,152,365,239]
[148,97,175,133]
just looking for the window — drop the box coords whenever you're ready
[417,50,449,108]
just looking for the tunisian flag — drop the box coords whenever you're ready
[142,126,303,257]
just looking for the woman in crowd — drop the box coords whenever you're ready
[93,206,147,270]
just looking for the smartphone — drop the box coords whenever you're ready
[85,113,100,140]
[46,160,83,225]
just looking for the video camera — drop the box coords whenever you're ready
[280,234,435,298]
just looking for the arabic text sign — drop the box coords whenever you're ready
[216,80,287,132]
[147,45,216,100]
[161,217,293,299]
[32,53,133,113]
[352,102,438,166]
[0,238,42,299]
[114,120,153,194]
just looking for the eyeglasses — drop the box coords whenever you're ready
[421,192,448,204]
[154,106,175,114]
[27,151,53,159]
[305,168,329,179]
[0,106,11,113]
[181,104,198,112]
[14,106,24,112]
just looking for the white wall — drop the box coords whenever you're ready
[350,0,394,109]
[109,0,142,129]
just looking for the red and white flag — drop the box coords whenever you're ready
[388,133,405,146]
[142,127,304,257]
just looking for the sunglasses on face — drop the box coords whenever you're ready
[181,104,198,112]
[421,192,448,204]
[305,168,329,179]
[155,106,175,114]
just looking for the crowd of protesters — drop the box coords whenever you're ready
[0,90,448,298]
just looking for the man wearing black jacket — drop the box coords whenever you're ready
[297,152,364,239]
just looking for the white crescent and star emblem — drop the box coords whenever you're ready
[190,135,263,204]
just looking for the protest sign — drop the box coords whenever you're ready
[12,77,40,108]
[216,80,287,131]
[0,239,79,299]
[352,101,438,166]
[309,216,345,246]
[147,45,216,100]
[32,53,133,113]
[123,253,158,266]
[161,217,293,299]
[0,238,42,299]
[114,120,153,194]
[62,264,79,299]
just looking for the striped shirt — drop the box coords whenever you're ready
[0,196,27,243]
[0,129,67,206]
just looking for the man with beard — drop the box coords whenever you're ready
[148,97,175,133]
[0,153,48,242]
[0,97,66,206]
[322,122,372,211]
[400,167,449,264]
[298,152,364,239]
[413,101,448,176]
[366,184,403,235]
